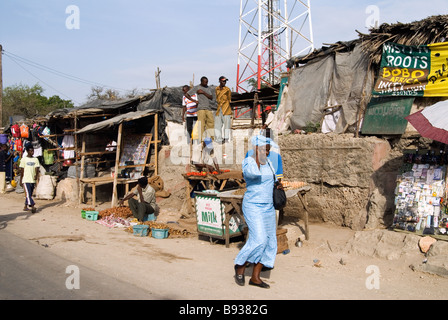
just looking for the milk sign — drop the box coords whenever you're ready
[195,193,244,237]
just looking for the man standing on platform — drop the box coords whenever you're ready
[215,76,232,144]
[184,76,215,141]
[182,85,198,144]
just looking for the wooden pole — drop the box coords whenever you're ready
[111,123,123,207]
[154,113,158,176]
[251,93,258,128]
[74,111,79,196]
[155,67,161,89]
[78,135,86,205]
[0,44,2,128]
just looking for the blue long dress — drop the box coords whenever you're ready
[234,156,277,268]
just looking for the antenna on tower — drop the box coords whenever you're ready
[236,0,314,93]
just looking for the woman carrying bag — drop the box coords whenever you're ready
[233,135,283,289]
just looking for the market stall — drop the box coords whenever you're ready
[392,148,448,239]
[76,110,161,208]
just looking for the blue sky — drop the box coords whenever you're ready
[1,0,447,106]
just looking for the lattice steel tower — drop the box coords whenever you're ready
[236,0,314,92]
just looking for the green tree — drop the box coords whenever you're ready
[247,77,270,91]
[2,83,73,125]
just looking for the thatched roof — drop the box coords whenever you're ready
[288,15,448,69]
[358,14,448,67]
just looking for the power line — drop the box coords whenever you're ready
[2,50,129,92]
[5,54,81,105]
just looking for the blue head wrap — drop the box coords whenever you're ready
[251,135,279,149]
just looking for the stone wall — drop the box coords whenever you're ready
[279,133,401,230]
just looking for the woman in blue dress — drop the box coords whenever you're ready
[234,135,280,289]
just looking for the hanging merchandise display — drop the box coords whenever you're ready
[392,149,448,237]
[62,135,75,159]
[11,124,20,138]
[19,123,29,138]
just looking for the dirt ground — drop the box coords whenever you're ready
[1,189,448,301]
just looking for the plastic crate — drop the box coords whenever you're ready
[133,225,149,237]
[85,211,99,221]
[151,228,169,239]
[143,213,156,221]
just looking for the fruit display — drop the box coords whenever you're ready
[185,169,231,176]
[186,172,207,176]
[99,206,133,219]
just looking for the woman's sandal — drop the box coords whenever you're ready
[234,265,245,286]
[249,279,270,289]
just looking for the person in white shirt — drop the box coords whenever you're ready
[19,146,41,213]
[262,106,275,130]
[182,85,198,144]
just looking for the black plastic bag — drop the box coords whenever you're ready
[273,181,287,210]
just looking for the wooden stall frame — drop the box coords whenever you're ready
[78,112,161,208]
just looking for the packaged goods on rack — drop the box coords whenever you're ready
[393,150,448,236]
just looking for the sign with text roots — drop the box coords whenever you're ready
[373,42,448,97]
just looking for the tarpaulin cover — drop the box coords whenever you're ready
[288,55,334,130]
[46,97,142,118]
[75,109,158,134]
[287,44,373,133]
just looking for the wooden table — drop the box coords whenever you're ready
[79,176,138,208]
[217,191,246,248]
[285,186,311,240]
[182,171,244,217]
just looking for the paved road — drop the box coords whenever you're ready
[0,230,157,300]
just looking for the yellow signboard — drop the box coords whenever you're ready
[373,42,448,97]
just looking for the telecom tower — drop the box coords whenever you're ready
[236,0,314,93]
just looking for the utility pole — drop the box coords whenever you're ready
[0,44,3,128]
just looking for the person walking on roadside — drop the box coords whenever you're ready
[0,144,9,193]
[182,85,198,144]
[215,76,232,144]
[118,176,156,222]
[19,145,41,213]
[184,76,215,141]
[233,135,280,289]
